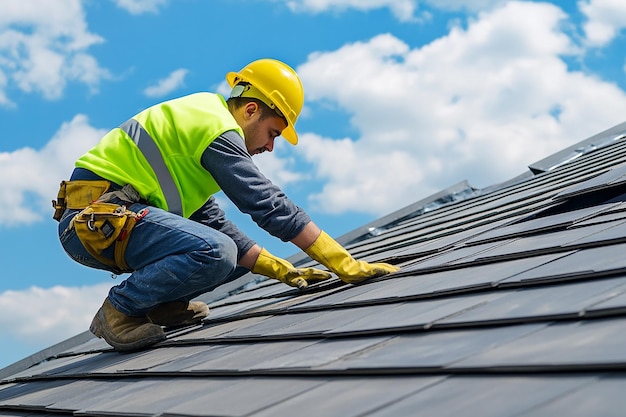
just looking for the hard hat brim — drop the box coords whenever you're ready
[226,72,239,88]
[281,125,298,145]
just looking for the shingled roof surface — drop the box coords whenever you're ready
[2,121,626,416]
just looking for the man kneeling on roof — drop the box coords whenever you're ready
[53,58,399,351]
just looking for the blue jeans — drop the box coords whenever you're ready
[58,202,238,316]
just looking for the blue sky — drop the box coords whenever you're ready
[1,0,625,370]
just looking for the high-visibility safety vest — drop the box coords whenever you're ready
[76,93,244,218]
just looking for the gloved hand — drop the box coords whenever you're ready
[305,231,399,284]
[252,248,332,289]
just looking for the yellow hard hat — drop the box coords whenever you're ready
[227,59,304,145]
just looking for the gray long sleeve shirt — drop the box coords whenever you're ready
[192,130,311,260]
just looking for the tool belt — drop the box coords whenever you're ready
[53,180,147,273]
[52,180,111,221]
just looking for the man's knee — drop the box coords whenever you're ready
[211,233,238,273]
[192,232,238,276]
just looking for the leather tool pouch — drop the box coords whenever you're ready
[52,180,110,221]
[70,202,139,273]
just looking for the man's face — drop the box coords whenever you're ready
[241,103,288,156]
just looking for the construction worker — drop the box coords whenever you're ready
[53,58,399,352]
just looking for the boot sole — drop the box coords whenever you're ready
[90,309,166,352]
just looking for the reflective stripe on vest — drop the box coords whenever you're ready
[119,119,183,215]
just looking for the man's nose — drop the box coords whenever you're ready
[266,138,275,152]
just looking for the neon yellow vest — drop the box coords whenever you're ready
[76,93,244,218]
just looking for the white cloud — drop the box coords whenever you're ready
[296,1,626,216]
[280,0,515,21]
[113,0,168,15]
[283,0,419,22]
[143,68,189,98]
[0,283,111,346]
[254,148,305,188]
[424,0,510,12]
[0,0,110,103]
[578,0,626,46]
[0,115,106,226]
[297,133,428,214]
[0,71,10,106]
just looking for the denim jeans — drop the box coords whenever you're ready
[58,202,238,316]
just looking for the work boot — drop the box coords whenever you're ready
[147,300,209,327]
[89,298,166,351]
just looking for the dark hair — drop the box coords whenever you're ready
[226,96,286,123]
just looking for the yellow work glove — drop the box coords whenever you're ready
[252,248,332,289]
[305,231,399,284]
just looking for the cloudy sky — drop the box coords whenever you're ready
[1,0,625,370]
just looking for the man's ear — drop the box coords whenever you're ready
[244,101,259,120]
